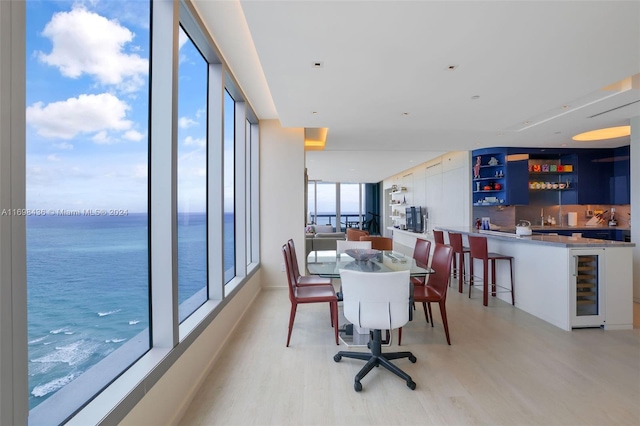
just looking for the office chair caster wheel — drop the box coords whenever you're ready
[354,381,362,392]
[409,355,417,363]
[407,380,416,390]
[333,354,342,362]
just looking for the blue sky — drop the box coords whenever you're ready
[26,0,231,213]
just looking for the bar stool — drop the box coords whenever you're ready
[448,232,470,293]
[467,235,515,306]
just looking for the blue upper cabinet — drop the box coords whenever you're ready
[612,145,630,205]
[473,146,630,206]
[471,147,528,206]
[576,149,615,205]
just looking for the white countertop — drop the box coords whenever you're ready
[433,226,635,248]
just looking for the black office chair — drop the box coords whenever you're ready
[333,269,416,391]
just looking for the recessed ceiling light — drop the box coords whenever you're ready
[312,111,318,115]
[523,121,530,125]
[573,125,631,141]
[402,112,410,116]
[471,95,480,100]
[561,105,570,109]
[312,61,323,68]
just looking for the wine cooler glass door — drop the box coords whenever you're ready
[570,249,605,328]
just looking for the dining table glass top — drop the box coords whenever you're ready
[306,250,432,278]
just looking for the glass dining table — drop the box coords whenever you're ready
[306,250,432,279]
[306,250,433,346]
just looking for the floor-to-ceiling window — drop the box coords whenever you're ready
[177,25,208,322]
[1,1,261,423]
[25,2,151,421]
[340,183,363,231]
[307,180,316,224]
[308,181,368,232]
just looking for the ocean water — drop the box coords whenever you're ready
[27,213,232,409]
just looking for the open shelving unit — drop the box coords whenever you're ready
[472,151,507,206]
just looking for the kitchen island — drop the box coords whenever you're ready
[388,226,634,331]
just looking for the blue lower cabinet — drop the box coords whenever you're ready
[536,229,622,241]
[580,230,615,240]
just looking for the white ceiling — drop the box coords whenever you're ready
[193,0,640,183]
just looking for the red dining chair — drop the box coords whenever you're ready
[286,239,333,286]
[411,239,431,286]
[409,238,432,323]
[399,243,454,345]
[283,244,339,346]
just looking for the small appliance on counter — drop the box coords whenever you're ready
[515,220,532,236]
[609,208,617,227]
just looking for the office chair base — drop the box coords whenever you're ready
[334,330,416,391]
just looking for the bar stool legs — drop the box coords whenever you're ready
[448,232,470,294]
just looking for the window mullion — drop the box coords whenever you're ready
[207,63,224,300]
[234,101,246,274]
[150,0,179,348]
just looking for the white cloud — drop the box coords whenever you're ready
[123,129,145,142]
[47,154,61,162]
[26,93,132,140]
[37,6,148,93]
[179,117,197,129]
[92,130,112,144]
[53,142,74,150]
[184,136,206,148]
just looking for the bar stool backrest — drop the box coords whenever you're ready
[468,235,488,259]
[448,233,464,254]
[433,230,445,244]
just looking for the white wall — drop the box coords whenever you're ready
[631,116,639,302]
[384,151,472,234]
[259,120,306,288]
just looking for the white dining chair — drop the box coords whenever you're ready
[333,269,416,392]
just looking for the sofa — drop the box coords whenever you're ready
[305,225,346,256]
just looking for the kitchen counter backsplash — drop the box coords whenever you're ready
[473,204,631,229]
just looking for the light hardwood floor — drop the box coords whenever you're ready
[179,283,640,426]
